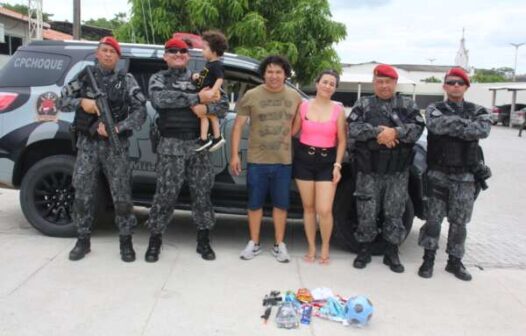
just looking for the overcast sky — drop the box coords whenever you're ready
[4,0,525,73]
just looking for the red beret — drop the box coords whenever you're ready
[445,67,470,87]
[165,38,188,50]
[99,36,121,55]
[374,64,398,80]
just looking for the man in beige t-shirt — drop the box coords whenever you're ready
[230,55,302,263]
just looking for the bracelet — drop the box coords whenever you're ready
[333,162,342,169]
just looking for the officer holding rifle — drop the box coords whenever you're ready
[59,36,146,262]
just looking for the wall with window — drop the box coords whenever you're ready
[0,15,28,68]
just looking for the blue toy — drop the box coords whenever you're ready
[344,295,374,327]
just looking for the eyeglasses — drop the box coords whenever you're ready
[445,80,466,86]
[165,48,188,54]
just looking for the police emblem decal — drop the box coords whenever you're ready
[36,92,59,122]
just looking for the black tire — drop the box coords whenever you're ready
[19,155,111,237]
[332,170,415,255]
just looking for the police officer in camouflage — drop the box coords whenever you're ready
[60,37,146,262]
[418,68,491,281]
[144,37,228,262]
[349,64,424,273]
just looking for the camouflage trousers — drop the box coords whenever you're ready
[354,171,409,245]
[418,170,476,258]
[146,138,215,234]
[72,135,136,238]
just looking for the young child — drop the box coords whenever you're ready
[194,30,228,152]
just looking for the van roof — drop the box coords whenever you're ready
[24,40,260,72]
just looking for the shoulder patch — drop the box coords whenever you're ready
[430,109,442,117]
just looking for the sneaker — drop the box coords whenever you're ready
[208,135,226,152]
[240,240,262,260]
[271,242,291,263]
[195,138,212,152]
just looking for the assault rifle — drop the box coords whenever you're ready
[85,66,124,156]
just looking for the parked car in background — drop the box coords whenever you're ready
[511,107,526,128]
[491,103,526,126]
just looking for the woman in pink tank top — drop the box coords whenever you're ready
[291,70,347,264]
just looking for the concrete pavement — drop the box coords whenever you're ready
[1,125,526,336]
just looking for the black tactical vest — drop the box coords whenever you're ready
[427,101,480,173]
[156,69,200,138]
[354,96,414,174]
[75,66,129,137]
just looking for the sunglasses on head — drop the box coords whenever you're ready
[165,48,188,54]
[445,80,466,86]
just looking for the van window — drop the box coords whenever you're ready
[128,58,166,97]
[0,51,71,86]
[127,57,205,98]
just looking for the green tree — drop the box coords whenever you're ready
[471,67,513,83]
[421,76,441,83]
[1,2,53,21]
[116,0,346,84]
[84,12,127,31]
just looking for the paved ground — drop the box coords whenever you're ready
[0,125,525,336]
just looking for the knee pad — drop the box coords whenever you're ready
[114,201,132,217]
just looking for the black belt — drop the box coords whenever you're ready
[429,164,473,174]
[298,142,336,157]
[171,132,199,140]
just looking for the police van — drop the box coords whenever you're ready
[0,40,427,253]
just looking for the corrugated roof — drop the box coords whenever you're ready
[488,83,526,91]
[343,62,457,73]
[392,64,457,72]
[42,29,72,40]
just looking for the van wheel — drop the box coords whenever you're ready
[19,155,110,237]
[332,172,415,255]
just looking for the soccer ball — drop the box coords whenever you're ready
[344,295,374,327]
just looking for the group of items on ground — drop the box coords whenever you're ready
[58,30,492,283]
[260,287,374,329]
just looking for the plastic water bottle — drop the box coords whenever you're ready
[300,305,313,325]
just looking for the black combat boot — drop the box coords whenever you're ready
[445,255,472,281]
[353,243,372,269]
[418,249,436,278]
[196,229,216,260]
[383,243,405,273]
[145,234,162,263]
[69,236,91,261]
[119,235,136,262]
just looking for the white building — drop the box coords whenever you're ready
[0,6,71,68]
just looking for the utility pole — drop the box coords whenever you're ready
[73,0,81,40]
[28,0,43,41]
[510,42,524,82]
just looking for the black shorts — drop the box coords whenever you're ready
[293,143,336,181]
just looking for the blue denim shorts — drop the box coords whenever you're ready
[247,163,292,210]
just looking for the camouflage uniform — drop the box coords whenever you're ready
[418,100,491,258]
[145,67,228,234]
[349,94,424,245]
[59,64,146,238]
